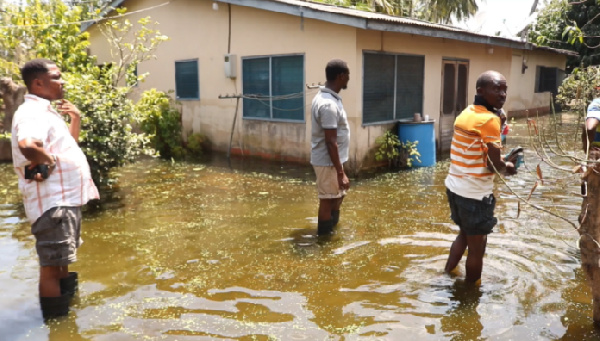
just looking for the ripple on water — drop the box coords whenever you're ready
[75,285,330,340]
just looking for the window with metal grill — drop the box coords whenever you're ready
[242,55,304,121]
[363,52,424,124]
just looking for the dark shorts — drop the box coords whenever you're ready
[31,206,82,267]
[446,189,497,236]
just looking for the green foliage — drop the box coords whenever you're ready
[0,0,90,79]
[186,133,208,157]
[312,0,477,24]
[65,70,147,188]
[375,130,421,169]
[556,65,600,117]
[530,0,600,70]
[0,0,168,188]
[529,0,568,47]
[137,89,184,159]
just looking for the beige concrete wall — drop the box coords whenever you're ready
[506,50,566,116]
[89,0,359,162]
[87,0,567,166]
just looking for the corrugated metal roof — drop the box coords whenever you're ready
[219,0,576,56]
[258,0,467,31]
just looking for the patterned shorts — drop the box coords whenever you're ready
[31,206,82,267]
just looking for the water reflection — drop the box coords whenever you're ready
[0,114,594,340]
[440,281,483,341]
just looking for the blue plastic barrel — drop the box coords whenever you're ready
[398,119,436,167]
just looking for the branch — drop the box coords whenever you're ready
[488,154,580,230]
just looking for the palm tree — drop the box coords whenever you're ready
[421,0,478,24]
[314,0,478,24]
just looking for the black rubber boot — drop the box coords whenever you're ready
[60,272,78,298]
[331,210,340,226]
[317,219,335,236]
[40,294,70,320]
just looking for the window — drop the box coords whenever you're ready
[535,66,562,94]
[363,52,424,124]
[175,60,199,100]
[242,55,304,121]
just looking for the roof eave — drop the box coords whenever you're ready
[218,0,573,55]
[81,0,127,31]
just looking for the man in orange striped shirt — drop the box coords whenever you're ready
[444,70,516,283]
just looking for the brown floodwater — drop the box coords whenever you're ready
[1,113,597,340]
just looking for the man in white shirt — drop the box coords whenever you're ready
[310,60,351,236]
[11,58,99,320]
[583,96,600,151]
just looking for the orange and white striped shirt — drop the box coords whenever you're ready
[445,105,502,200]
[11,94,99,223]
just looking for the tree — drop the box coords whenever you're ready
[313,0,478,24]
[525,1,600,325]
[421,0,477,24]
[0,0,168,188]
[529,0,600,71]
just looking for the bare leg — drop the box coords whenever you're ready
[39,266,68,297]
[318,198,334,222]
[465,235,487,283]
[333,197,344,211]
[445,230,467,273]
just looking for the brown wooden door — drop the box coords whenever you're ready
[439,60,469,153]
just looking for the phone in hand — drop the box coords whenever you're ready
[24,164,49,180]
[505,147,524,169]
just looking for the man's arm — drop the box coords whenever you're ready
[18,138,56,181]
[487,142,516,175]
[324,129,350,190]
[57,99,81,143]
[583,118,600,152]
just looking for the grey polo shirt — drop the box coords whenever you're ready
[310,87,350,166]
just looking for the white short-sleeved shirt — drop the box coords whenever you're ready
[310,87,350,166]
[11,94,99,223]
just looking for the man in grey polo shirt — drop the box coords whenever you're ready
[310,59,351,236]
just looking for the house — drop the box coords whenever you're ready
[85,0,571,169]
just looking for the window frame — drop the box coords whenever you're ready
[535,66,560,94]
[361,50,425,126]
[174,59,200,101]
[440,58,470,116]
[241,53,306,123]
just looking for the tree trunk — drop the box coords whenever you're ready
[0,78,26,161]
[579,149,600,325]
[529,0,539,15]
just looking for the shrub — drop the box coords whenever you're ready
[186,133,208,157]
[137,89,184,159]
[375,130,421,169]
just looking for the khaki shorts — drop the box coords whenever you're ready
[31,206,82,267]
[313,165,347,199]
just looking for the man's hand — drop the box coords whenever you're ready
[487,142,517,176]
[25,155,56,183]
[56,99,80,119]
[337,171,350,190]
[56,99,81,142]
[504,161,517,175]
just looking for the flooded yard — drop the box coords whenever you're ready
[0,113,597,340]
